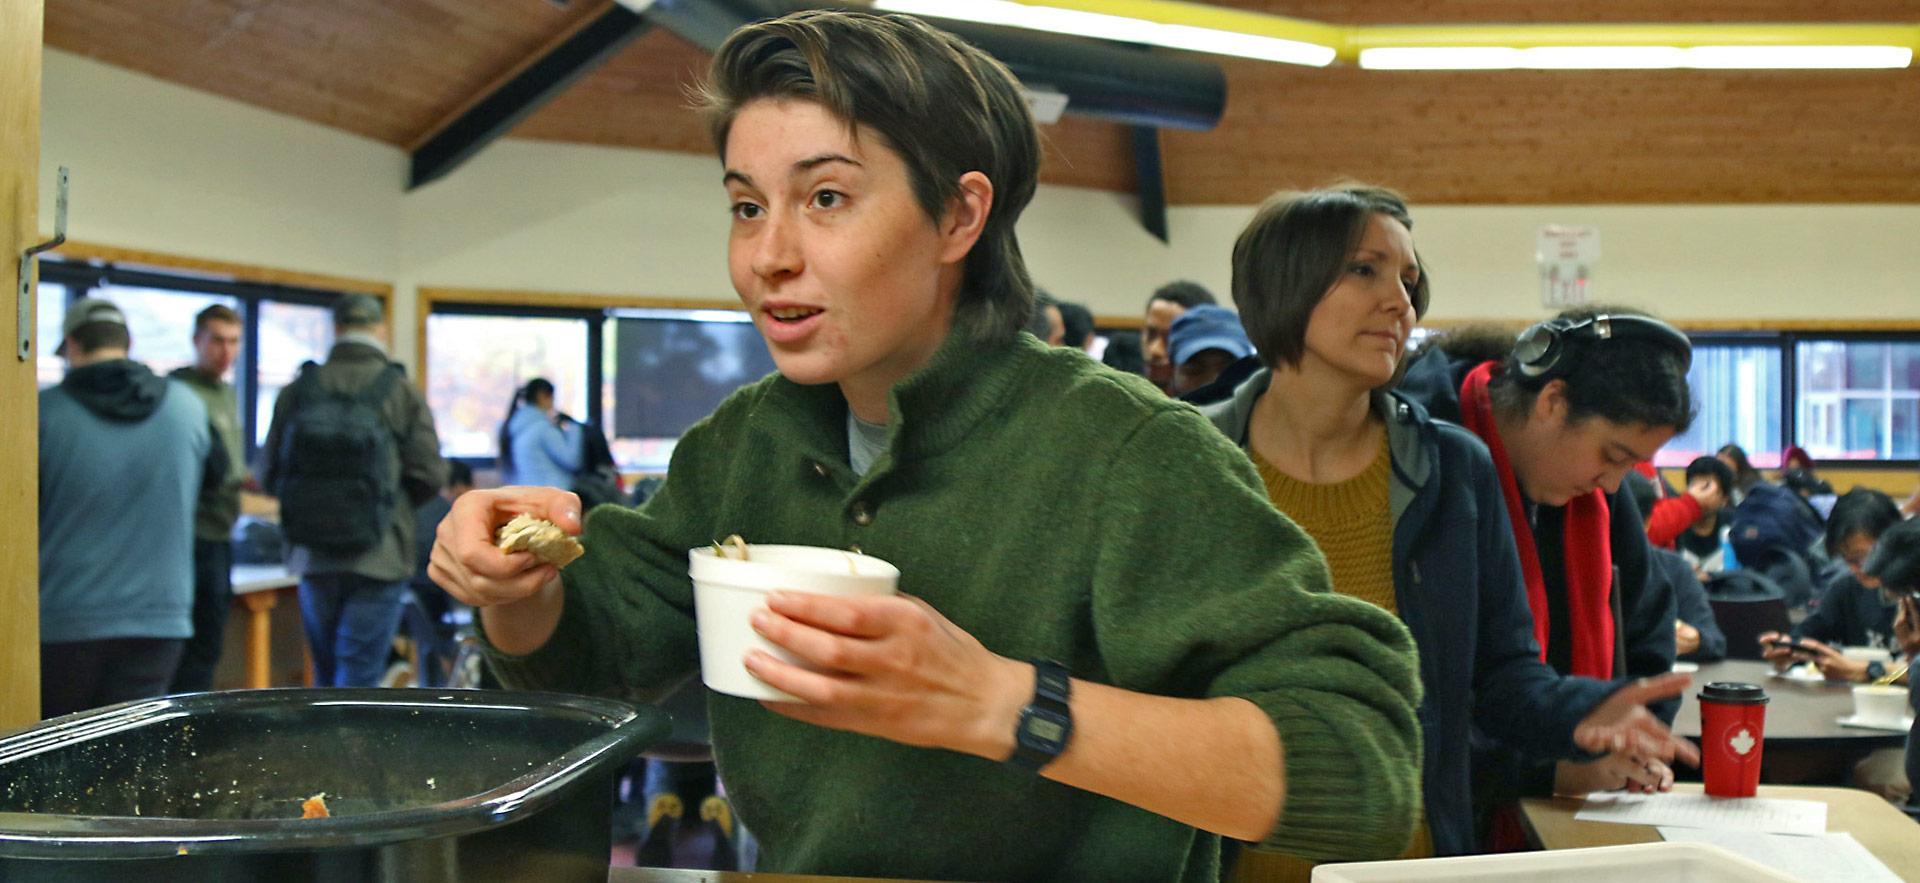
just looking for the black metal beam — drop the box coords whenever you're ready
[1132,126,1168,243]
[409,5,651,189]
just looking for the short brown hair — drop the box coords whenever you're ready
[698,10,1040,343]
[1231,184,1431,369]
[194,304,241,336]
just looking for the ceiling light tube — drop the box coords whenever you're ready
[1360,44,1914,70]
[873,0,1340,67]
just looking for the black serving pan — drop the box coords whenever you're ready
[0,688,669,882]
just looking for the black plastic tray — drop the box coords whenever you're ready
[0,688,669,881]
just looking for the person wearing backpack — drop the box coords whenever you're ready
[263,294,447,687]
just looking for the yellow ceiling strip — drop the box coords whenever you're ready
[1011,0,1348,49]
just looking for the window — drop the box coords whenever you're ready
[1659,339,1783,468]
[36,281,67,388]
[254,300,336,448]
[1796,339,1920,461]
[605,309,777,472]
[425,311,592,460]
[37,259,357,462]
[424,303,780,474]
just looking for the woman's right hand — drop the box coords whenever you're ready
[428,486,581,608]
[1554,754,1674,796]
[1757,630,1802,669]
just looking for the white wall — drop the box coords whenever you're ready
[41,48,1920,374]
[39,50,404,283]
[1174,203,1920,326]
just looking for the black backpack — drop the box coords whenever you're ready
[273,362,402,557]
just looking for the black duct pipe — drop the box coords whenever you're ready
[647,0,1227,131]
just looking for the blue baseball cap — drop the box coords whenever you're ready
[1169,305,1254,366]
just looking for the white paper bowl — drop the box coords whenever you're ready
[688,544,900,702]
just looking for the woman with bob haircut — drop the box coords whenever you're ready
[1188,185,1693,874]
[428,10,1427,880]
[1397,303,1694,844]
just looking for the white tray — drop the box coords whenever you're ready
[1311,841,1799,882]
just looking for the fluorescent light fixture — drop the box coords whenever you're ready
[874,0,1338,67]
[1361,44,1914,70]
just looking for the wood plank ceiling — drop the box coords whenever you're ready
[42,0,1920,204]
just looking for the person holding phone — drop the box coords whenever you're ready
[1759,489,1907,681]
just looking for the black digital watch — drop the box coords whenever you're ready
[1008,659,1073,772]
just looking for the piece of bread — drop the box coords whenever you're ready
[496,514,585,568]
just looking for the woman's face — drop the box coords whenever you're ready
[1505,381,1677,506]
[1298,212,1418,389]
[722,98,986,415]
[1838,530,1880,585]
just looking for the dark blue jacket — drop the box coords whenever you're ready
[1795,571,1900,653]
[1397,346,1680,809]
[1193,369,1615,856]
[1654,547,1727,662]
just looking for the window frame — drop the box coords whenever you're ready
[424,302,606,470]
[1683,328,1920,470]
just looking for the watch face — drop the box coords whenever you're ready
[1023,716,1067,745]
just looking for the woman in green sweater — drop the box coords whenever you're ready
[428,10,1422,880]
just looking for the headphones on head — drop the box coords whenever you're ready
[1512,313,1692,381]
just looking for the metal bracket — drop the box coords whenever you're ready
[18,166,68,361]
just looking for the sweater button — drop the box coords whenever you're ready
[850,501,874,526]
[811,461,829,477]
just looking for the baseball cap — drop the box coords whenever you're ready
[333,294,384,327]
[54,297,128,357]
[1168,305,1254,367]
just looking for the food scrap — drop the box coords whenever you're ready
[301,793,330,819]
[496,514,585,568]
[711,534,749,560]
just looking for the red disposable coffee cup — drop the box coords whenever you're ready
[1698,681,1768,798]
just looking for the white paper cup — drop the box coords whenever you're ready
[688,544,900,702]
[1851,684,1909,725]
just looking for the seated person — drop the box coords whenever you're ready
[1628,473,1726,663]
[1167,304,1255,396]
[1649,456,1733,558]
[1761,489,1906,681]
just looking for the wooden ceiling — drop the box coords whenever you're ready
[42,0,1920,203]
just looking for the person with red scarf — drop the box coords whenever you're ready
[1190,188,1696,873]
[1397,306,1694,847]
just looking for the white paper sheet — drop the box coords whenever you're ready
[1657,828,1900,883]
[1575,792,1826,835]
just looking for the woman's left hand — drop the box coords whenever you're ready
[743,591,1028,760]
[1571,673,1701,769]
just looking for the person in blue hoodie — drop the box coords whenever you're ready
[1188,185,1694,873]
[39,297,217,718]
[1397,304,1691,849]
[497,377,583,488]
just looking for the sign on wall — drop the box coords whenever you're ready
[1537,225,1600,308]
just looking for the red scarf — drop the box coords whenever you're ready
[1459,361,1615,679]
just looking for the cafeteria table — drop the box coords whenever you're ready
[1520,782,1920,879]
[230,563,303,688]
[612,872,935,882]
[1676,658,1907,783]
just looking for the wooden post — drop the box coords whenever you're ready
[0,0,45,730]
